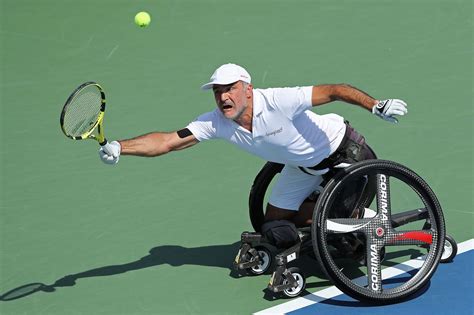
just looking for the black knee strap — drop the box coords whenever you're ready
[261,220,299,249]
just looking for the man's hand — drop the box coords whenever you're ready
[372,99,408,123]
[99,141,121,165]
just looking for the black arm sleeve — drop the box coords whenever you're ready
[177,128,193,139]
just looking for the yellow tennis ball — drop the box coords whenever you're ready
[134,12,151,27]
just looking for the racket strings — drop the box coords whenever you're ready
[63,86,102,137]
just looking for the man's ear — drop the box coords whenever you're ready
[246,84,253,98]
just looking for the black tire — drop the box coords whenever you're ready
[282,267,306,298]
[312,160,446,304]
[440,234,457,263]
[248,247,273,275]
[248,162,284,232]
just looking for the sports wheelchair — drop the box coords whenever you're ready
[234,159,457,304]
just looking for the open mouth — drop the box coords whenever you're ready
[222,104,232,110]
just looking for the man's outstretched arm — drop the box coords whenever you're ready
[99,129,198,164]
[311,84,408,123]
[119,129,198,157]
[311,84,378,110]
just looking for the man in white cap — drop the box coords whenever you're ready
[99,63,407,248]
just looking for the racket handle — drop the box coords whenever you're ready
[100,140,116,156]
[99,138,108,146]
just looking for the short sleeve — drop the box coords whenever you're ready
[186,110,219,141]
[271,86,313,119]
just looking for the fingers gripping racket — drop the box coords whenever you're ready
[60,82,114,153]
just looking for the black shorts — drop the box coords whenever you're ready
[307,122,376,172]
[301,122,377,218]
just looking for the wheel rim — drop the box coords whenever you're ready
[251,250,270,274]
[248,162,284,232]
[441,240,453,260]
[283,272,304,297]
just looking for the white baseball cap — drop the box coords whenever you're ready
[201,63,251,90]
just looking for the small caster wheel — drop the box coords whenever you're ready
[248,247,272,275]
[440,234,457,263]
[282,267,306,298]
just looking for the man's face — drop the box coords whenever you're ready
[213,81,251,120]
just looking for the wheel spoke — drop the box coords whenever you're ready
[386,230,434,246]
[326,218,372,234]
[376,173,392,222]
[366,239,383,294]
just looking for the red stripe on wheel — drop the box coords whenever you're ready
[395,231,433,244]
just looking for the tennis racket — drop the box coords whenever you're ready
[60,82,114,153]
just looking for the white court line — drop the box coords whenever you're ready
[254,238,474,315]
[105,45,119,61]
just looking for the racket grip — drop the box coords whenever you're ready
[99,138,108,146]
[100,140,118,156]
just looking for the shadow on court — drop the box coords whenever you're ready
[0,241,427,302]
[0,242,241,301]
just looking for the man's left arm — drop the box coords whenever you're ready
[311,84,408,123]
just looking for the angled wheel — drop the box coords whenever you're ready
[248,162,284,232]
[312,160,446,304]
[248,162,375,232]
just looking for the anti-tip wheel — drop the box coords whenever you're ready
[248,247,272,275]
[440,234,457,263]
[282,267,306,298]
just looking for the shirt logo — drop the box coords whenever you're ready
[266,127,283,137]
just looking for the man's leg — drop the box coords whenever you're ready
[265,164,324,228]
[265,202,315,227]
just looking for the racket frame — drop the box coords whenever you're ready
[60,81,108,145]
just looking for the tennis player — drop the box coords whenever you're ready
[99,63,407,248]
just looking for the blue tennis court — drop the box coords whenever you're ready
[255,239,473,314]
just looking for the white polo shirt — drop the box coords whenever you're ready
[187,86,346,167]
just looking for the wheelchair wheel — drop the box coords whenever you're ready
[440,234,457,263]
[248,162,284,232]
[248,162,376,232]
[248,247,273,275]
[312,160,446,304]
[282,267,306,298]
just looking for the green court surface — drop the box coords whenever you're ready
[0,0,472,314]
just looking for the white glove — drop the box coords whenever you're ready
[372,99,408,123]
[99,141,121,165]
